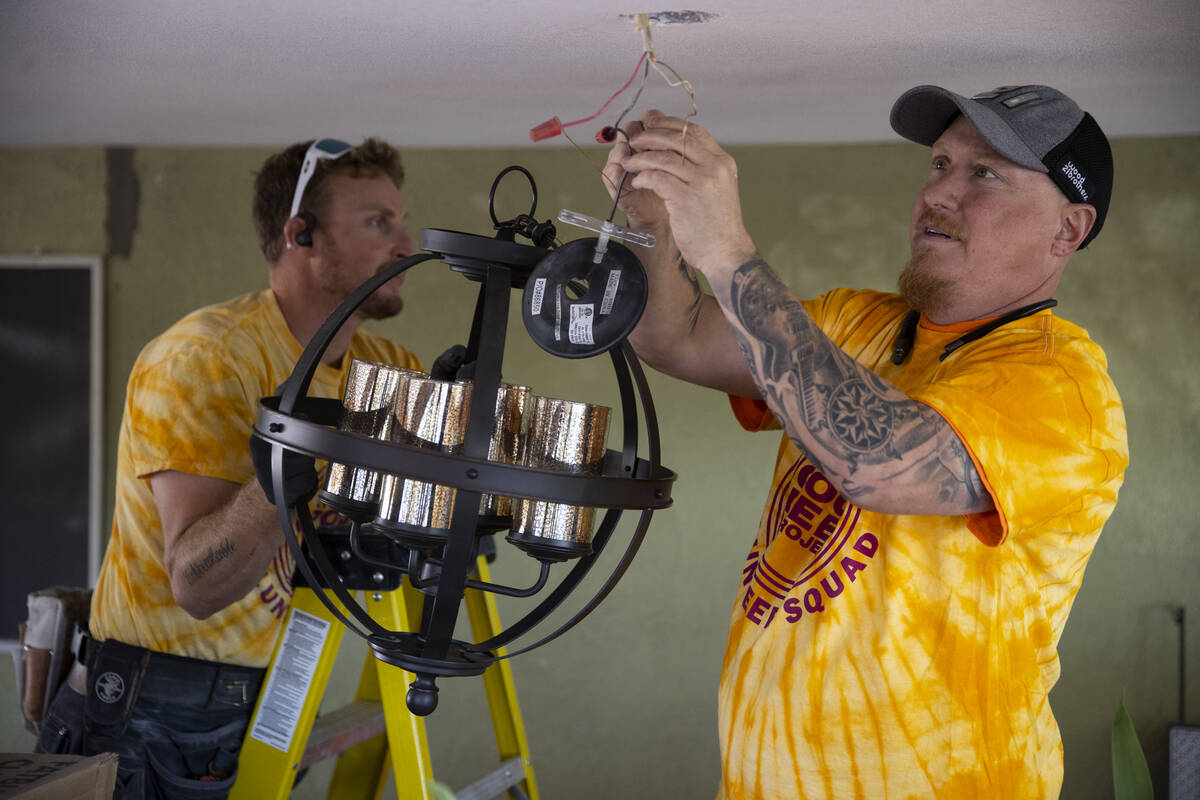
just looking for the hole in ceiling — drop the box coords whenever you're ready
[619,10,719,25]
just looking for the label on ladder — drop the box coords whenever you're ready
[247,608,332,752]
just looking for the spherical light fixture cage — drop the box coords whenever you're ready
[253,171,676,716]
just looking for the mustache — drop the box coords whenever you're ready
[915,209,964,241]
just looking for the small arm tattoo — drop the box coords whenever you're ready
[184,538,236,585]
[727,255,986,508]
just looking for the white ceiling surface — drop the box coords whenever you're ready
[2,0,1198,148]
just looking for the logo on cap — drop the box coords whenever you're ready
[1060,161,1090,201]
[1002,91,1042,108]
[971,86,1022,100]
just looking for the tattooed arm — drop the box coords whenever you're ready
[617,111,993,516]
[154,470,285,619]
[714,257,992,515]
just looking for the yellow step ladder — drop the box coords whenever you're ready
[229,555,538,800]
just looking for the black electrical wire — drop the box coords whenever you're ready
[612,58,650,132]
[604,127,637,223]
[603,57,650,224]
[607,170,630,223]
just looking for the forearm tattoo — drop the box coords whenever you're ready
[727,256,986,508]
[184,537,236,585]
[677,254,704,334]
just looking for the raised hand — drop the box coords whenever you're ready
[602,117,669,232]
[617,111,756,278]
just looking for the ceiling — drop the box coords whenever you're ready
[2,0,1198,149]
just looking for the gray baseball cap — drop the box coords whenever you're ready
[890,84,1113,248]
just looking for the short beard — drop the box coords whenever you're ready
[358,287,404,320]
[316,243,404,320]
[898,249,953,317]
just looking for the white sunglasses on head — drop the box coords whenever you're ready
[288,138,353,220]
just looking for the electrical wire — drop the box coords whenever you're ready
[562,115,630,224]
[637,15,698,155]
[639,18,696,117]
[533,19,700,225]
[601,57,651,223]
[649,56,697,129]
[611,57,651,133]
[565,118,630,223]
[561,51,649,130]
[607,170,630,223]
[562,127,612,183]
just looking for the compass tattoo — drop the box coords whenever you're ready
[726,255,986,509]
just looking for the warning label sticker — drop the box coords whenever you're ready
[247,608,331,752]
[600,270,621,315]
[569,304,595,345]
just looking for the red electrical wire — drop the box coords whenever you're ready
[561,51,648,128]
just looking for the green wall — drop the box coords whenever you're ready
[1,136,1196,799]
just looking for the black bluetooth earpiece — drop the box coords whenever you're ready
[294,211,317,247]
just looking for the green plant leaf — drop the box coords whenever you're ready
[1112,693,1154,800]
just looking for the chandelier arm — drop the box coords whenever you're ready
[469,507,654,663]
[460,559,553,598]
[465,506,624,653]
[348,521,411,574]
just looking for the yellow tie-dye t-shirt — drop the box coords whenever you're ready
[719,289,1127,800]
[90,289,422,667]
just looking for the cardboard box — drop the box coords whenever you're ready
[0,753,118,799]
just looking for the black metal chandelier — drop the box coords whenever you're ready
[253,167,676,715]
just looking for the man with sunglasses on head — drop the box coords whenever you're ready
[604,85,1128,798]
[35,137,423,798]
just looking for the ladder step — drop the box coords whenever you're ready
[300,700,386,769]
[456,756,528,800]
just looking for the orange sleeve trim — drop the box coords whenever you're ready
[728,395,776,432]
[966,510,1005,547]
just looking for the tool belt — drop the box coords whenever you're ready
[14,586,92,735]
[77,636,266,733]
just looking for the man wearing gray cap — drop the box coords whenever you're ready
[605,85,1128,798]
